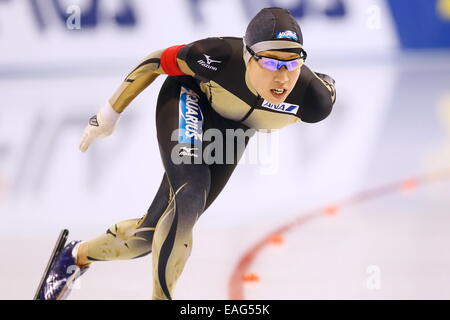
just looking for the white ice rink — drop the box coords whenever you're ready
[1,52,450,300]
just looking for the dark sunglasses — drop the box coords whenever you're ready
[246,45,307,71]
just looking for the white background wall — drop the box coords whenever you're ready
[1,0,450,300]
[0,0,397,67]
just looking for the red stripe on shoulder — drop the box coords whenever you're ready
[160,45,187,76]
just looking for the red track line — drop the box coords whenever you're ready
[228,168,450,300]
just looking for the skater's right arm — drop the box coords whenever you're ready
[79,46,195,152]
[109,46,194,114]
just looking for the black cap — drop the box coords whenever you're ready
[244,7,303,49]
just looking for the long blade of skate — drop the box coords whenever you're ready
[34,229,69,300]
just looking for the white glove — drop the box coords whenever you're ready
[79,102,120,152]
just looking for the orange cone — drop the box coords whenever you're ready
[324,205,338,216]
[402,179,417,191]
[243,273,260,282]
[268,234,284,245]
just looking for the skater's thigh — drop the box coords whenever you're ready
[203,136,252,210]
[202,110,254,211]
[155,76,211,195]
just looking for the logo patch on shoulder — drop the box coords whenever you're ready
[276,30,298,41]
[197,54,222,71]
[261,100,299,115]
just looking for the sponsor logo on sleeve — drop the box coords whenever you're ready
[261,100,299,114]
[178,86,204,144]
[197,54,222,71]
[275,30,298,41]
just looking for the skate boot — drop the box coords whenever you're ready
[37,240,89,300]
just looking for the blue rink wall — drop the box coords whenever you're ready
[387,0,450,49]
